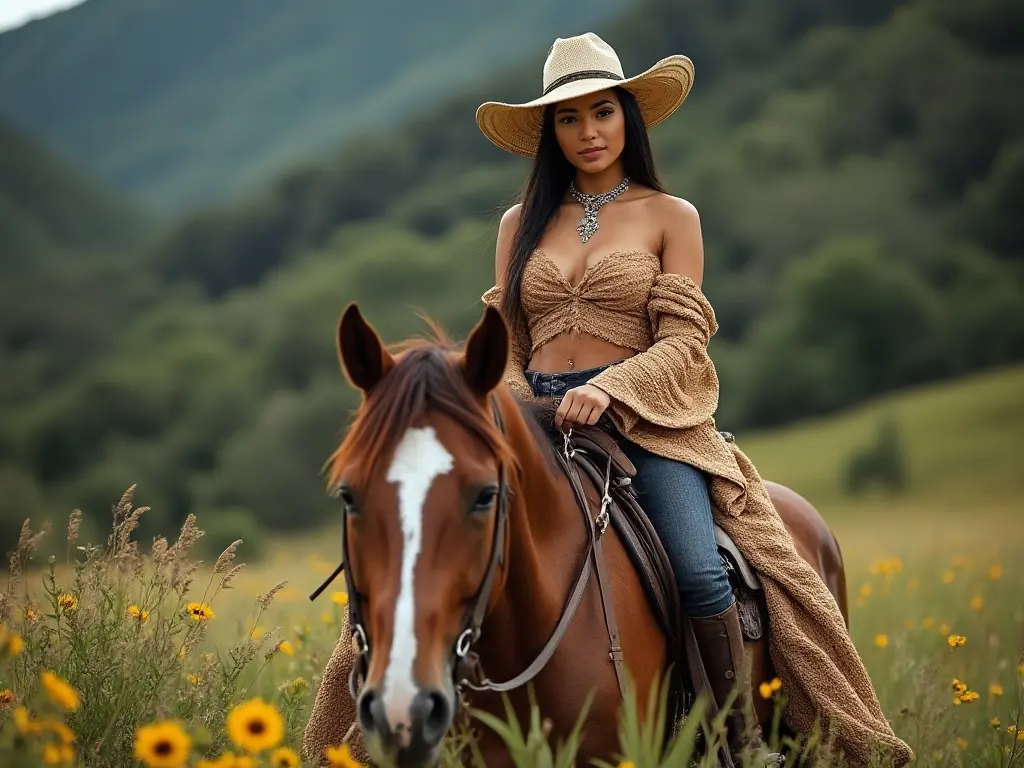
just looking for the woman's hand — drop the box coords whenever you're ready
[554,384,611,431]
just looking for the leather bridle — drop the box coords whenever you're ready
[309,394,616,705]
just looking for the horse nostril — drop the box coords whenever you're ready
[357,687,388,738]
[413,687,452,746]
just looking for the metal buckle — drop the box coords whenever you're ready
[562,427,575,460]
[455,627,477,658]
[352,623,368,655]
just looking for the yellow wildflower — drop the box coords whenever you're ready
[939,623,951,637]
[13,706,33,733]
[956,738,968,750]
[226,698,284,753]
[276,640,294,656]
[128,605,150,622]
[874,634,888,649]
[24,606,41,623]
[57,593,78,612]
[990,683,1003,696]
[324,744,365,768]
[1,628,25,656]
[270,746,301,768]
[41,670,80,711]
[942,570,956,584]
[988,563,1003,580]
[957,690,980,704]
[947,634,966,648]
[41,743,75,765]
[617,763,636,768]
[186,674,200,685]
[859,584,873,598]
[186,602,215,621]
[951,679,967,695]
[970,595,983,611]
[1017,663,1024,675]
[331,591,349,607]
[922,617,935,629]
[992,717,1001,728]
[39,719,75,744]
[251,626,265,639]
[134,721,192,768]
[321,611,334,625]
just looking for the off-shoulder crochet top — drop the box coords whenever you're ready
[500,249,661,353]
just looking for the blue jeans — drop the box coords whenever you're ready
[526,364,735,618]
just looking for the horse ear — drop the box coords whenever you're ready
[462,305,509,397]
[337,303,394,392]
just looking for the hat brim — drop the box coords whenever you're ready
[475,55,694,157]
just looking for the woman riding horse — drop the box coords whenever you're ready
[303,32,913,768]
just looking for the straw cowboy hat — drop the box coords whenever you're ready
[476,32,694,157]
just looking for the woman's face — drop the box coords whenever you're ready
[552,88,626,175]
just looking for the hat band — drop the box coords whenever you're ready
[542,69,623,96]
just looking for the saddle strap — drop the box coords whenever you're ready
[576,451,628,702]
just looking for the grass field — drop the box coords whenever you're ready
[1,365,1022,766]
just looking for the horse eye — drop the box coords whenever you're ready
[471,486,499,514]
[337,485,359,513]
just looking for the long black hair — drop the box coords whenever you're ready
[500,86,666,341]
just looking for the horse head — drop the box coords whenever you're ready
[327,302,515,767]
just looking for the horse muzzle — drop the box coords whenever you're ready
[357,684,454,768]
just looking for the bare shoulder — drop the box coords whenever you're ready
[650,193,700,226]
[499,203,522,233]
[650,193,704,283]
[494,204,523,285]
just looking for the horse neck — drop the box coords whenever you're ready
[478,394,582,664]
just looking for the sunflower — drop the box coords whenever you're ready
[324,744,365,768]
[134,721,192,768]
[41,670,80,712]
[186,602,215,621]
[270,746,300,767]
[226,698,284,753]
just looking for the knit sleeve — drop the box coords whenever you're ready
[481,285,535,401]
[588,273,720,432]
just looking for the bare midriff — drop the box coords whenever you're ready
[527,333,636,374]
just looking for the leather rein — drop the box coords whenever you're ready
[308,395,624,704]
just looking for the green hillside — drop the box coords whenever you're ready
[0,119,153,275]
[0,0,1021,553]
[739,364,1024,510]
[0,0,626,210]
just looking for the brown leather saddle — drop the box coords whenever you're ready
[558,424,768,733]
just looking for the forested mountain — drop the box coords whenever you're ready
[0,0,626,210]
[0,120,153,276]
[1,0,1020,551]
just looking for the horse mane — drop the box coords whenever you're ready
[325,317,523,490]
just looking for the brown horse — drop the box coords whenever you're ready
[324,302,848,768]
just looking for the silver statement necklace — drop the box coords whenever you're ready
[568,176,630,243]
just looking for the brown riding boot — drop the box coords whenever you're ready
[691,602,784,767]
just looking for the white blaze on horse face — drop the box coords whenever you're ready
[381,425,454,740]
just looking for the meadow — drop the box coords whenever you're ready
[0,365,1021,767]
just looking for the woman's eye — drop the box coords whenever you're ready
[471,487,499,513]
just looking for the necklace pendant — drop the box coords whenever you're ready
[569,176,630,244]
[577,208,599,243]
